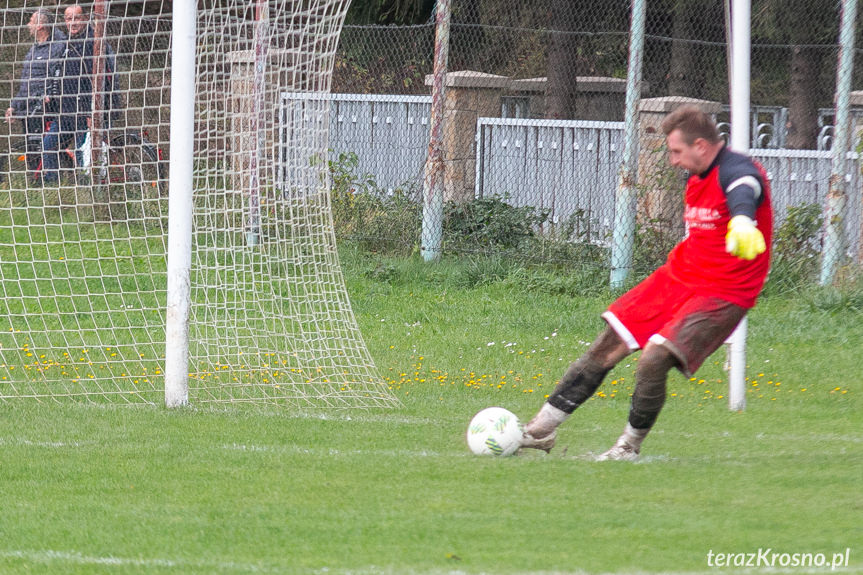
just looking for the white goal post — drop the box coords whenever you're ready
[0,0,398,409]
[163,0,196,407]
[725,0,751,412]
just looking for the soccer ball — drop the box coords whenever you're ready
[466,407,523,457]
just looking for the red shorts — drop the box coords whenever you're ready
[602,266,747,377]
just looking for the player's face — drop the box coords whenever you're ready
[666,129,705,173]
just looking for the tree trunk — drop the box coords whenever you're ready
[668,5,698,97]
[786,45,823,149]
[780,0,836,150]
[545,0,579,119]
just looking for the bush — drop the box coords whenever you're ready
[443,195,549,252]
[764,203,822,295]
[328,151,421,255]
[774,203,822,259]
[629,218,683,276]
[804,281,863,313]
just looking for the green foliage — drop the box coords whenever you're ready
[443,195,550,251]
[803,271,863,313]
[333,170,857,299]
[774,203,822,258]
[441,197,609,273]
[328,151,421,255]
[555,208,602,244]
[763,203,822,295]
[334,50,431,93]
[753,0,839,44]
[520,233,609,270]
[630,218,681,276]
[344,0,435,25]
[341,246,613,298]
[328,150,377,198]
[323,153,615,271]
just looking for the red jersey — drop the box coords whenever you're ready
[662,147,773,308]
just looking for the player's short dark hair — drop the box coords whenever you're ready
[661,104,721,145]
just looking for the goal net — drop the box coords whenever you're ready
[0,0,398,409]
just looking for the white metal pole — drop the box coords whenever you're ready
[729,1,750,156]
[726,0,751,412]
[726,321,748,411]
[164,0,197,408]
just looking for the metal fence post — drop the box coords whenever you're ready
[421,0,450,262]
[610,0,647,289]
[821,0,858,285]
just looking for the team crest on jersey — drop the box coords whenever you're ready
[684,205,722,230]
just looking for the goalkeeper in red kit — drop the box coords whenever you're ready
[520,104,773,460]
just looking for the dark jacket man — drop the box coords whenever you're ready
[7,12,66,120]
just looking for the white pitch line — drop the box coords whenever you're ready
[0,550,856,575]
[0,437,90,449]
[222,442,460,459]
[0,549,273,573]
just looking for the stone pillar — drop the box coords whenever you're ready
[637,96,723,238]
[425,70,510,202]
[227,49,295,196]
[228,50,260,196]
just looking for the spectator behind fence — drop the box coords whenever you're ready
[4,9,66,181]
[44,4,120,173]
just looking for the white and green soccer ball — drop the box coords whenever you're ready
[466,407,523,457]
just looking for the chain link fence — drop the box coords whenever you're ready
[0,1,860,291]
[330,0,863,291]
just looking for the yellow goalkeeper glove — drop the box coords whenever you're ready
[725,215,766,260]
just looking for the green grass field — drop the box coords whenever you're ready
[0,248,861,574]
